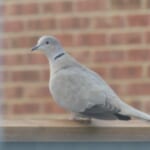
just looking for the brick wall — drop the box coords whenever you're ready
[2,0,150,118]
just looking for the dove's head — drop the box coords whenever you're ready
[32,36,64,60]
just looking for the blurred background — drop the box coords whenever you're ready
[2,0,150,119]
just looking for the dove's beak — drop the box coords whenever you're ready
[32,44,40,51]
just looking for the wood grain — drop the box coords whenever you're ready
[2,119,150,142]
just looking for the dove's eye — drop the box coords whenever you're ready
[46,41,49,44]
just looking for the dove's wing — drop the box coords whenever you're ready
[50,54,150,121]
[51,62,131,120]
[75,67,131,120]
[80,104,131,120]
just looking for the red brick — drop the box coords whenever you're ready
[22,3,39,15]
[3,20,24,32]
[127,83,150,95]
[40,69,50,81]
[0,71,11,82]
[44,101,66,113]
[145,32,150,43]
[111,0,141,9]
[127,14,150,27]
[70,50,90,63]
[3,54,26,66]
[144,101,150,113]
[91,66,108,78]
[110,66,142,79]
[92,50,125,63]
[10,70,40,82]
[1,36,38,48]
[12,103,40,114]
[42,1,73,13]
[127,49,150,61]
[0,4,4,13]
[4,20,24,32]
[0,72,2,83]
[109,32,142,45]
[4,3,39,15]
[130,100,142,110]
[24,86,50,98]
[27,18,57,31]
[55,34,73,47]
[3,4,18,15]
[59,17,90,29]
[4,87,23,99]
[9,36,38,48]
[147,66,150,77]
[26,54,48,65]
[75,33,106,46]
[110,83,127,96]
[0,37,11,49]
[1,103,9,116]
[76,0,108,11]
[146,0,150,8]
[94,16,126,28]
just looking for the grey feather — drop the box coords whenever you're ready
[32,36,150,121]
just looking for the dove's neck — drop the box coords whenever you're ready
[44,47,65,63]
[49,52,81,75]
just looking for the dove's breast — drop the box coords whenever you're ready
[49,66,112,113]
[50,67,89,112]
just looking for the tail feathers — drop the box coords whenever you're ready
[121,102,150,121]
[114,113,131,121]
[131,108,150,121]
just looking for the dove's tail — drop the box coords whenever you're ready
[120,102,150,121]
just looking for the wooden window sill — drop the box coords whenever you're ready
[3,118,150,142]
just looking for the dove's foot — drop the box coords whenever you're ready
[70,113,92,124]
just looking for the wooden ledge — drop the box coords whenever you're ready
[3,119,150,142]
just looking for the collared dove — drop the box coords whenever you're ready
[32,35,150,121]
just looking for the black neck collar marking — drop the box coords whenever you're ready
[54,52,65,60]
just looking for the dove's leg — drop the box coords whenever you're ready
[70,113,92,124]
